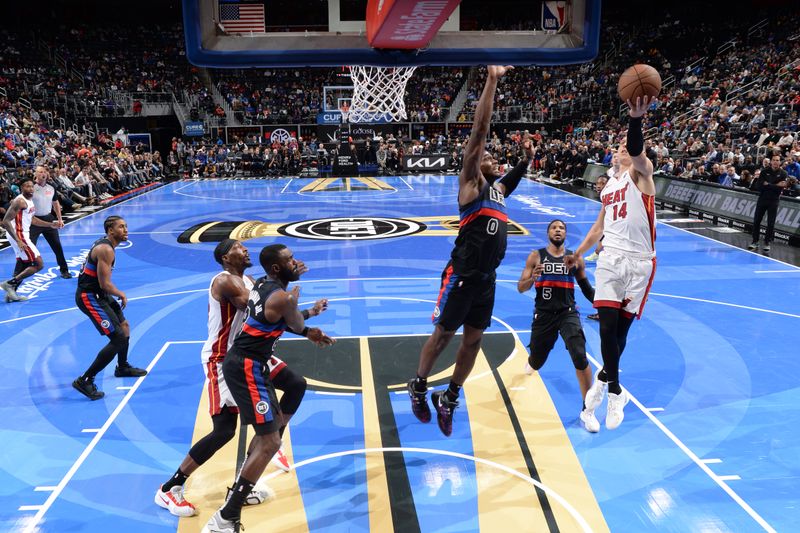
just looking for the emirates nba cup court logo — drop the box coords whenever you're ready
[279,217,425,240]
[177,216,528,243]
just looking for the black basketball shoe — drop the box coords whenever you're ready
[73,376,105,401]
[431,390,459,437]
[407,379,431,423]
[115,363,148,377]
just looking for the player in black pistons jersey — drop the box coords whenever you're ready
[408,65,534,437]
[72,216,147,401]
[518,220,600,433]
[204,244,334,533]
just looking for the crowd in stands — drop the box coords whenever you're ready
[216,69,344,125]
[2,1,799,202]
[0,96,163,229]
[166,136,310,179]
[214,67,466,126]
[404,68,467,122]
[457,3,800,195]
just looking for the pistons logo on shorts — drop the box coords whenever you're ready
[255,401,270,415]
[432,306,440,318]
[100,320,111,329]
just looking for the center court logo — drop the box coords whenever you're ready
[278,217,426,240]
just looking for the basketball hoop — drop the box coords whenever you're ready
[347,65,417,123]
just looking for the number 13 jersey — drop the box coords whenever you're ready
[600,170,657,255]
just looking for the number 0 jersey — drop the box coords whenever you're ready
[450,181,508,280]
[534,248,577,312]
[600,169,657,255]
[227,277,287,364]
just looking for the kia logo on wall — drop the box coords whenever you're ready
[278,217,426,240]
[403,155,451,170]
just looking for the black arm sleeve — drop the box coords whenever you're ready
[497,159,529,196]
[626,116,644,157]
[577,277,595,303]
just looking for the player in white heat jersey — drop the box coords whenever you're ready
[566,95,657,431]
[1,178,59,302]
[155,240,328,517]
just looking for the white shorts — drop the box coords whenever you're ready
[593,248,657,318]
[7,235,40,263]
[204,355,286,416]
[205,360,237,416]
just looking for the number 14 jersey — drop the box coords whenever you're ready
[600,169,657,255]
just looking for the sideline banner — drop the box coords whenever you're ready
[581,165,800,238]
[403,154,451,171]
[654,176,800,238]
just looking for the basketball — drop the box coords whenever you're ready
[617,64,662,102]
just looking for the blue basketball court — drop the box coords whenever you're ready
[1,176,797,532]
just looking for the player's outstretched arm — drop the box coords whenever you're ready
[459,66,512,198]
[30,215,59,228]
[282,288,335,347]
[626,96,656,195]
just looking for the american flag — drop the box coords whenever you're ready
[219,1,265,34]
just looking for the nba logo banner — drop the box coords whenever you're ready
[541,1,567,32]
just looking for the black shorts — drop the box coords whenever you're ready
[529,308,587,369]
[432,262,496,331]
[76,291,125,336]
[222,350,281,435]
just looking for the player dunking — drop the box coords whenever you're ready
[407,66,533,437]
[518,220,599,432]
[204,244,334,533]
[565,96,658,430]
[155,240,327,517]
[0,178,60,302]
[72,216,147,400]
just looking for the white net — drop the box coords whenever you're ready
[347,65,417,123]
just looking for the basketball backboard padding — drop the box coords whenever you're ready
[184,0,601,68]
[366,0,461,50]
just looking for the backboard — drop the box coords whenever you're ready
[183,0,601,68]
